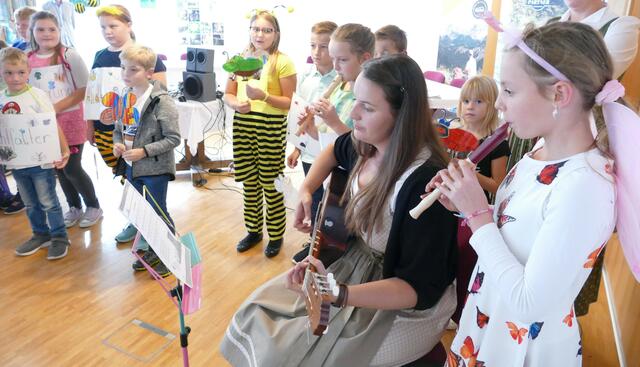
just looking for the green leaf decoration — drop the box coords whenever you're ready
[223,55,263,76]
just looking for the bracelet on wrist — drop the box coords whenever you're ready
[332,283,349,308]
[262,92,270,102]
[461,208,493,227]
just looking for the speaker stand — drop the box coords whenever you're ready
[176,139,232,175]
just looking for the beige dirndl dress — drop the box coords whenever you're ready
[220,161,456,367]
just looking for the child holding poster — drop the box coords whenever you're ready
[0,47,71,260]
[113,45,180,278]
[28,11,102,229]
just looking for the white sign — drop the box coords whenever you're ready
[30,65,78,112]
[0,112,61,165]
[118,181,193,286]
[84,67,126,121]
[286,93,321,157]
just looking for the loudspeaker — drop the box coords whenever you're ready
[186,47,215,73]
[182,71,216,102]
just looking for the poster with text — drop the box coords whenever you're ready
[0,112,61,166]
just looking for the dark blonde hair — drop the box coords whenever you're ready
[375,24,407,53]
[311,21,338,36]
[14,6,37,21]
[120,44,156,70]
[344,55,448,237]
[247,10,281,55]
[0,47,28,66]
[458,75,500,137]
[511,22,613,155]
[29,11,64,67]
[331,23,375,58]
[96,4,136,41]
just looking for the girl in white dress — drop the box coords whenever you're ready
[427,21,626,366]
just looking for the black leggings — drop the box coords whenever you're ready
[56,144,100,209]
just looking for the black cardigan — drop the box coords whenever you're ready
[334,133,458,310]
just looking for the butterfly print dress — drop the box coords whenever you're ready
[448,147,616,366]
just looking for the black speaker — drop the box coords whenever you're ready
[186,47,215,73]
[182,71,216,102]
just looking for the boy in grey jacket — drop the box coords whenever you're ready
[113,45,181,277]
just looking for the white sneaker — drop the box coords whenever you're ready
[79,207,103,228]
[64,207,83,228]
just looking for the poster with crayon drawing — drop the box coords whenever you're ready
[0,113,61,166]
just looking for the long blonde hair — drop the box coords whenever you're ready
[513,22,613,156]
[244,11,281,77]
[457,75,499,138]
[344,55,448,238]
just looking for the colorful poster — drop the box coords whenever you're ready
[84,67,126,121]
[436,0,493,82]
[0,112,61,166]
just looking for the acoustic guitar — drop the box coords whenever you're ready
[302,167,350,336]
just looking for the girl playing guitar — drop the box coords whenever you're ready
[220,55,458,366]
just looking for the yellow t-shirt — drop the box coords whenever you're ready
[236,52,296,115]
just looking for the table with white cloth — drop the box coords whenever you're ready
[175,99,234,171]
[426,80,461,110]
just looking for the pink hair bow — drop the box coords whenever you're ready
[596,80,625,105]
[482,11,569,82]
[599,82,640,281]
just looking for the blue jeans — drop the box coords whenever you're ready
[13,166,67,238]
[126,165,174,251]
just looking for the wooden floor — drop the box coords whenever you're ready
[0,145,621,366]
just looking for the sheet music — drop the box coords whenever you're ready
[118,181,193,286]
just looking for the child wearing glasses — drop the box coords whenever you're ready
[224,10,296,258]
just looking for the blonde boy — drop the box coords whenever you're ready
[0,47,71,260]
[374,24,407,58]
[12,7,37,51]
[113,45,180,278]
[287,21,338,262]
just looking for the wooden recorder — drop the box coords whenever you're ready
[295,75,343,137]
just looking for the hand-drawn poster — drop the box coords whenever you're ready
[0,112,61,166]
[84,67,127,121]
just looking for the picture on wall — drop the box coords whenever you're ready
[511,0,568,25]
[177,0,224,47]
[436,0,492,82]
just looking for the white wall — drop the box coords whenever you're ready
[35,0,448,90]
